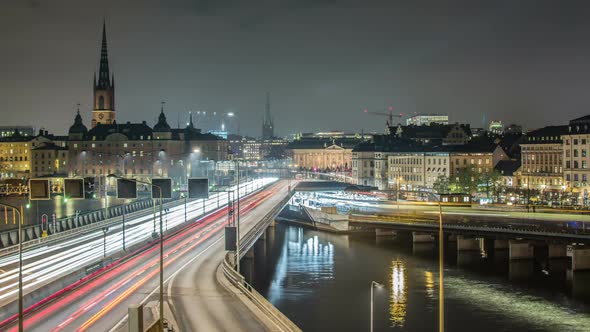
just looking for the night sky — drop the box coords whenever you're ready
[3,0,590,137]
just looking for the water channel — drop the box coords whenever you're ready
[251,224,590,332]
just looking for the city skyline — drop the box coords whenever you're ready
[4,1,590,136]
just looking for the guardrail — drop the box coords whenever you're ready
[0,197,182,256]
[222,254,301,332]
[220,188,300,332]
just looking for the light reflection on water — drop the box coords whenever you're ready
[389,260,407,327]
[445,276,590,332]
[258,225,590,332]
[267,227,334,303]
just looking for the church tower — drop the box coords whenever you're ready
[262,92,274,139]
[91,21,115,128]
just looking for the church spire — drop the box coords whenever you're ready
[97,20,111,89]
[262,92,274,139]
[264,92,272,126]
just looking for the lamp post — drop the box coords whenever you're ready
[370,281,384,332]
[102,227,109,258]
[107,174,164,331]
[432,193,445,332]
[236,160,241,273]
[0,203,24,332]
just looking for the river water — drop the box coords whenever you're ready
[251,224,590,332]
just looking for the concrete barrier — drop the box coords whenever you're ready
[0,233,9,247]
[25,228,34,241]
[9,231,17,244]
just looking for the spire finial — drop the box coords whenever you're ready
[97,20,110,88]
[77,103,80,114]
[161,101,165,114]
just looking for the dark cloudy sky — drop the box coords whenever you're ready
[3,0,590,137]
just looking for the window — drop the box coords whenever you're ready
[567,174,571,181]
[574,139,579,145]
[584,174,588,182]
[566,139,571,145]
[583,139,587,145]
[574,161,579,169]
[583,161,587,169]
[566,161,571,168]
[99,96,105,110]
[574,174,579,181]
[583,150,587,157]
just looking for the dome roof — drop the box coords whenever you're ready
[68,111,88,134]
[153,109,171,132]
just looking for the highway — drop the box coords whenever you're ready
[0,178,281,331]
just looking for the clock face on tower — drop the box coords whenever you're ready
[98,113,104,120]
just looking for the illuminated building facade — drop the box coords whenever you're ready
[0,126,35,138]
[406,114,448,126]
[520,126,566,192]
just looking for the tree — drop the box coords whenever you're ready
[479,170,503,201]
[450,168,479,194]
[433,175,450,194]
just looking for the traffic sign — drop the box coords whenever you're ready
[152,178,173,199]
[188,178,209,199]
[64,178,85,199]
[116,178,137,199]
[29,179,51,200]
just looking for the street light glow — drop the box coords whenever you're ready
[193,148,201,153]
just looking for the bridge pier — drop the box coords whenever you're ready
[572,246,590,271]
[548,243,568,259]
[254,238,267,260]
[376,228,396,238]
[509,240,534,260]
[494,239,509,250]
[412,232,433,243]
[457,236,480,251]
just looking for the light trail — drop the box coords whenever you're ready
[53,186,275,331]
[0,178,276,324]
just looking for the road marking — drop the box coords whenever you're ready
[108,235,225,332]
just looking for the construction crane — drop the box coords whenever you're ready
[363,106,403,126]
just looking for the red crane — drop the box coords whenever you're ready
[363,106,403,126]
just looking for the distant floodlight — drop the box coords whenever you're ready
[227,112,234,117]
[193,148,201,153]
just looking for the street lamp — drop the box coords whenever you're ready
[102,227,109,258]
[370,281,384,332]
[431,193,445,332]
[0,203,24,332]
[107,174,165,331]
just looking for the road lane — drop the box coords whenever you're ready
[0,178,275,328]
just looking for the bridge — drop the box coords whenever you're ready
[0,178,301,332]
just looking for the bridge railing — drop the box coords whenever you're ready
[239,191,294,257]
[222,253,302,332]
[349,214,590,240]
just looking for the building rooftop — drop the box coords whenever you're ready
[495,159,521,176]
[522,125,568,144]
